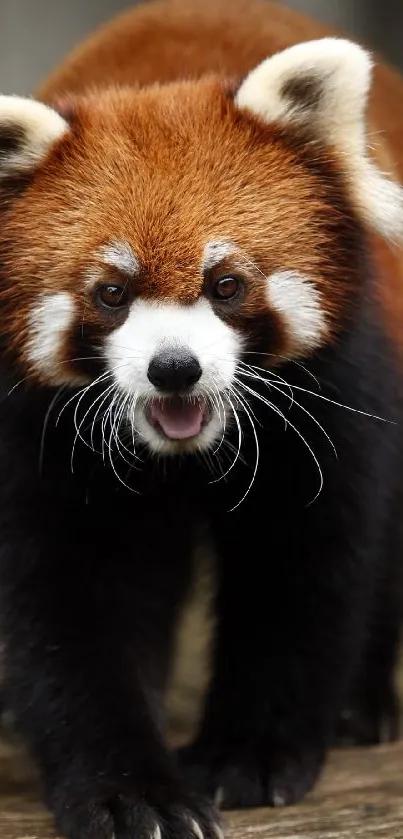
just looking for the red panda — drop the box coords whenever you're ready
[0,1,402,838]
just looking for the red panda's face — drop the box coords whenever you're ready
[0,39,402,455]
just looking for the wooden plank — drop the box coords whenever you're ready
[1,739,403,839]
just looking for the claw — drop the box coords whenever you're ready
[214,787,224,808]
[190,818,204,839]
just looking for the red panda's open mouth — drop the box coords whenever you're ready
[147,397,211,440]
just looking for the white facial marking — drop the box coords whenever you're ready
[0,96,68,175]
[106,297,242,453]
[202,239,237,271]
[267,270,327,355]
[28,291,76,380]
[99,241,139,276]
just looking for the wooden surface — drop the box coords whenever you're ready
[1,738,403,838]
[1,580,403,838]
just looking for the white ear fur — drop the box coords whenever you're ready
[0,96,68,176]
[235,38,403,241]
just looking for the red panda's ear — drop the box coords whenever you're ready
[235,38,403,242]
[0,96,68,177]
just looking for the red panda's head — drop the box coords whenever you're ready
[0,38,402,455]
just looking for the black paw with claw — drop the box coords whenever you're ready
[176,739,324,809]
[49,782,222,839]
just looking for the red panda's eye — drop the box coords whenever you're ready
[212,276,241,301]
[97,284,129,309]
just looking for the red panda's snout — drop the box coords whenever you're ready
[103,289,243,455]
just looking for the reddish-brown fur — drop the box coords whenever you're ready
[1,0,403,373]
[32,0,403,355]
[1,83,360,367]
[37,0,403,182]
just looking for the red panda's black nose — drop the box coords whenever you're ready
[147,348,202,392]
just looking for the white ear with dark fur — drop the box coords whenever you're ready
[235,38,403,241]
[236,38,372,155]
[0,96,68,176]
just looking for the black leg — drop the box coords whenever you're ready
[335,627,401,747]
[0,488,219,839]
[335,488,403,748]
[335,590,402,746]
[178,472,392,808]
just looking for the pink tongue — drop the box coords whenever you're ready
[150,399,204,440]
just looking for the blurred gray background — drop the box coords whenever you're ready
[1,0,402,95]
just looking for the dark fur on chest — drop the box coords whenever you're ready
[0,294,402,820]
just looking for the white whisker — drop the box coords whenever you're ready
[105,395,138,493]
[89,383,117,451]
[234,377,324,504]
[56,369,113,426]
[226,385,260,512]
[209,391,243,484]
[111,392,138,468]
[72,373,116,453]
[237,360,294,408]
[236,371,337,457]
[278,382,393,424]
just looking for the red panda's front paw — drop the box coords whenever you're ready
[177,741,324,809]
[50,784,222,839]
[259,746,325,808]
